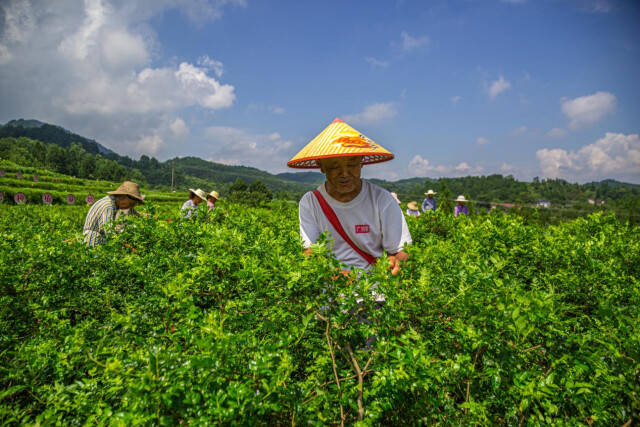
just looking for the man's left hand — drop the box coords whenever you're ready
[388,251,409,275]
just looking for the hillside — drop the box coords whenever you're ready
[1,119,114,155]
[1,118,638,213]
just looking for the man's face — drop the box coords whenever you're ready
[115,195,137,209]
[319,156,362,195]
[428,194,433,199]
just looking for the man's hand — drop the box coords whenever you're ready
[388,251,409,275]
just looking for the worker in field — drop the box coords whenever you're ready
[454,195,469,217]
[82,181,145,247]
[182,188,206,218]
[287,118,411,275]
[206,190,220,211]
[406,201,420,217]
[422,189,437,212]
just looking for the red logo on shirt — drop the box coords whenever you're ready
[355,224,370,234]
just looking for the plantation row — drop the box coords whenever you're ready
[1,202,638,425]
[0,161,184,205]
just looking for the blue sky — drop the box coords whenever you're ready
[0,0,639,182]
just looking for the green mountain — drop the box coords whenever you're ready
[1,119,638,211]
[1,119,115,155]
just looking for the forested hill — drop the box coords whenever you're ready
[0,118,639,209]
[1,119,114,155]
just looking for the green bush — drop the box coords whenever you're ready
[0,203,638,425]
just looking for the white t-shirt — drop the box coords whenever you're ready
[299,180,412,270]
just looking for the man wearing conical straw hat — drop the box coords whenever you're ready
[422,189,437,213]
[83,181,145,247]
[288,118,411,274]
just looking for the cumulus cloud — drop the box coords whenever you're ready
[408,155,484,177]
[487,75,511,99]
[343,102,398,125]
[400,31,429,51]
[546,127,568,138]
[204,126,295,173]
[0,0,237,159]
[476,137,490,145]
[536,132,640,183]
[365,57,389,68]
[561,91,616,130]
[170,117,189,137]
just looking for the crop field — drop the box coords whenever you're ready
[0,201,638,425]
[0,161,184,205]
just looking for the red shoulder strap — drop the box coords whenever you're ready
[313,189,377,265]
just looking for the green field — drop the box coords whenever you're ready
[1,199,638,425]
[0,160,184,205]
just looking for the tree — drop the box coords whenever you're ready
[229,178,248,193]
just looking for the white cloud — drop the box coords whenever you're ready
[407,155,483,177]
[501,162,515,172]
[197,55,224,77]
[561,91,616,130]
[488,75,511,99]
[137,134,163,156]
[0,0,238,160]
[400,31,429,51]
[343,102,398,125]
[546,127,568,138]
[204,126,294,173]
[365,57,389,68]
[170,117,189,137]
[451,95,462,104]
[476,137,490,145]
[537,132,640,183]
[511,126,528,135]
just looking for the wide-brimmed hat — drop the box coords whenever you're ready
[108,181,145,203]
[456,195,468,202]
[208,190,220,200]
[390,192,401,204]
[287,118,394,169]
[425,189,437,196]
[407,201,419,210]
[189,188,207,200]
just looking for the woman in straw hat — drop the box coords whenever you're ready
[422,189,437,212]
[182,189,206,218]
[206,190,220,211]
[288,118,411,275]
[406,201,421,217]
[454,195,469,217]
[82,181,145,247]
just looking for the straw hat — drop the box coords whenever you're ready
[208,190,220,200]
[456,195,468,202]
[108,181,145,203]
[287,118,394,169]
[390,192,401,204]
[189,188,207,200]
[425,189,437,196]
[407,201,419,211]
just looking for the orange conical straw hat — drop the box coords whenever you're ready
[287,118,394,169]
